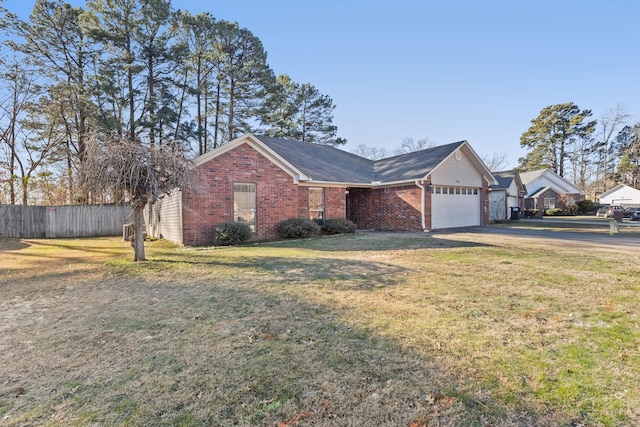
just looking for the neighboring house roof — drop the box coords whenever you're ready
[520,169,584,196]
[490,169,525,192]
[194,133,496,187]
[598,184,640,204]
[527,186,558,198]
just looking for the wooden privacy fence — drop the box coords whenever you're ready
[0,204,133,238]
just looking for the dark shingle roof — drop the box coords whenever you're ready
[255,136,466,184]
[255,136,374,183]
[490,170,518,190]
[373,141,465,182]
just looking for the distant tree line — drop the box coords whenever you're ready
[0,0,343,205]
[519,102,639,197]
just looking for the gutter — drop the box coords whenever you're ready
[414,180,427,231]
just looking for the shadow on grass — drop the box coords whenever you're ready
[22,238,129,256]
[255,231,492,252]
[145,255,408,290]
[0,272,572,427]
[0,238,31,251]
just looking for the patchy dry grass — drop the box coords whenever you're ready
[0,231,638,426]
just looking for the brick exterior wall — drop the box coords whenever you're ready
[525,189,585,217]
[181,143,346,245]
[325,187,348,219]
[348,184,423,231]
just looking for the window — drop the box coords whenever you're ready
[543,195,556,209]
[234,183,256,231]
[434,186,441,194]
[309,187,324,225]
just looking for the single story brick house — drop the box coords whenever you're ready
[520,169,585,215]
[147,133,496,245]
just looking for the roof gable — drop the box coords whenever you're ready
[490,169,524,191]
[528,186,558,198]
[598,184,640,203]
[520,169,584,196]
[192,133,496,187]
[373,141,464,183]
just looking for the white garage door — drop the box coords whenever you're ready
[431,186,481,229]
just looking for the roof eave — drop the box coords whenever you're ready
[192,133,310,182]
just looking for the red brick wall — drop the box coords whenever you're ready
[298,186,347,221]
[182,143,299,245]
[181,143,348,245]
[325,187,347,219]
[348,184,423,231]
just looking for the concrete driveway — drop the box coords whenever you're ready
[441,218,640,249]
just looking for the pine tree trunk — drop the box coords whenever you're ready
[132,204,146,261]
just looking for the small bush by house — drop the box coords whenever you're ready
[575,199,595,215]
[278,218,318,238]
[323,218,357,235]
[522,209,539,218]
[213,221,252,246]
[545,208,563,216]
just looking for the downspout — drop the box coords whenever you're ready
[415,180,427,231]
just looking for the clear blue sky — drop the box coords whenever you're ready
[5,0,640,168]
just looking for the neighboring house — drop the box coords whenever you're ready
[147,133,496,245]
[520,169,585,215]
[597,184,640,207]
[488,170,526,221]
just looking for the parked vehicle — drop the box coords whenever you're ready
[624,207,640,221]
[604,206,624,218]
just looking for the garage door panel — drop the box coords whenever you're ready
[432,188,481,229]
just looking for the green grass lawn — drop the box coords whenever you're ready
[0,231,638,426]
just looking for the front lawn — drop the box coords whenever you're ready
[0,232,638,426]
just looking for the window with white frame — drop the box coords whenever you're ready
[309,187,324,225]
[543,194,556,209]
[234,183,256,231]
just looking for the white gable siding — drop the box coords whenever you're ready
[431,150,483,187]
[146,190,183,245]
[524,176,547,195]
[506,180,520,209]
[599,185,640,206]
[522,170,583,196]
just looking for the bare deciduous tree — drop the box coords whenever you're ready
[481,151,509,171]
[79,134,193,261]
[351,143,387,160]
[394,137,434,155]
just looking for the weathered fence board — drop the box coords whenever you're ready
[0,205,46,238]
[0,205,133,238]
